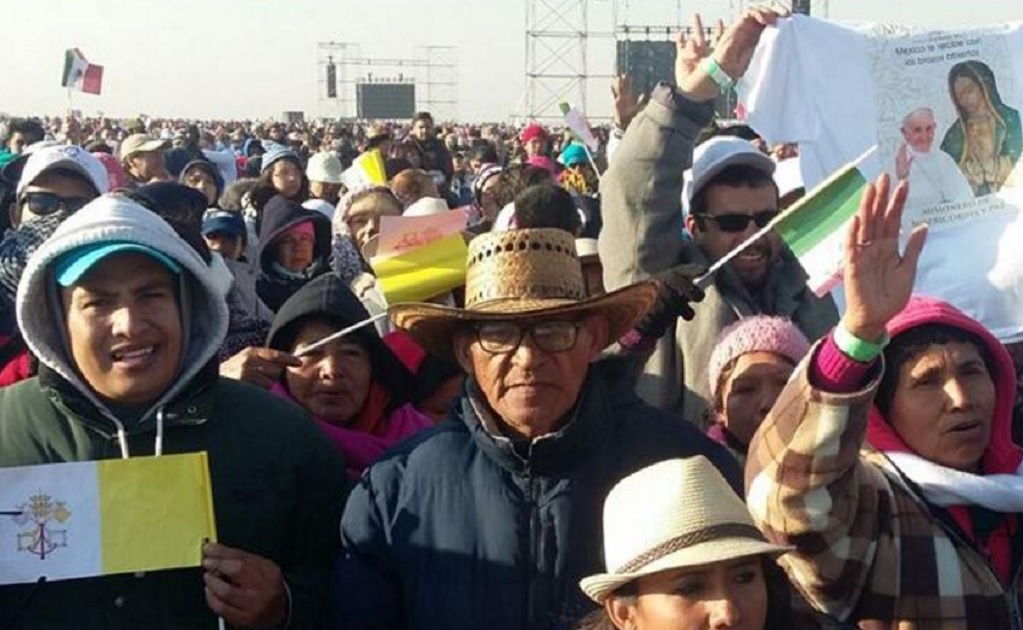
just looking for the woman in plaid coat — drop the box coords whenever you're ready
[747,174,1023,628]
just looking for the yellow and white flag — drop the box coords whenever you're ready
[0,453,216,585]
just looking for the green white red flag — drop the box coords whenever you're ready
[62,48,103,95]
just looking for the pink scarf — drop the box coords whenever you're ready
[270,382,432,477]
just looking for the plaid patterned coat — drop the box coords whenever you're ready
[746,358,1023,629]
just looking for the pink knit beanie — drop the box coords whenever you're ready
[708,315,811,399]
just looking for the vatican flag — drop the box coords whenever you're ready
[0,453,216,585]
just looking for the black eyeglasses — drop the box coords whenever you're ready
[20,192,92,217]
[693,210,778,233]
[474,320,581,355]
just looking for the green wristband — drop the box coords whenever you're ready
[700,57,736,91]
[833,323,889,363]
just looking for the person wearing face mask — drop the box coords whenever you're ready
[704,316,809,468]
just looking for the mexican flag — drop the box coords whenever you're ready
[62,48,103,95]
[772,155,871,296]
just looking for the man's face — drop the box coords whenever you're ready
[62,253,183,407]
[687,183,779,288]
[346,195,402,250]
[902,112,936,154]
[453,315,608,439]
[412,119,433,142]
[8,132,31,155]
[127,150,166,182]
[16,171,97,226]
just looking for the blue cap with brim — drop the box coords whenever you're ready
[202,212,247,238]
[54,242,182,288]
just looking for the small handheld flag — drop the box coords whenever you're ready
[62,49,103,95]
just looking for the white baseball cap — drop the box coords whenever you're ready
[305,152,344,184]
[688,137,775,203]
[13,145,110,198]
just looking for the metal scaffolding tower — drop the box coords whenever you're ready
[317,43,459,120]
[524,0,593,120]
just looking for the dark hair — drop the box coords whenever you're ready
[513,183,581,235]
[220,177,261,211]
[690,164,778,218]
[413,111,434,125]
[385,158,413,181]
[490,164,549,210]
[470,141,499,164]
[876,323,995,416]
[7,118,45,146]
[258,155,310,203]
[573,557,795,630]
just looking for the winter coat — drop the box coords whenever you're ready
[598,84,838,426]
[266,272,431,477]
[331,358,743,630]
[747,297,1023,629]
[0,197,348,630]
[256,195,332,312]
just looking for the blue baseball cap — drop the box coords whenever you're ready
[54,241,182,287]
[202,210,247,238]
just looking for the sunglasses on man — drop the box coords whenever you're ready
[692,210,779,234]
[19,192,92,217]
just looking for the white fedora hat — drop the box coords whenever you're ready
[579,456,791,603]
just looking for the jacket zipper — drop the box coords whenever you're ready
[518,444,539,629]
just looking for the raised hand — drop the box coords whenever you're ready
[676,7,788,101]
[203,543,288,628]
[611,74,647,131]
[895,142,914,180]
[840,174,928,342]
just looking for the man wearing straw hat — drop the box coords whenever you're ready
[331,227,741,630]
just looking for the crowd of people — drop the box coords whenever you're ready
[2,5,1023,630]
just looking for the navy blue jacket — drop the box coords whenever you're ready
[331,359,742,630]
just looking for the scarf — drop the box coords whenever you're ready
[269,381,430,477]
[0,210,71,322]
[869,410,1023,584]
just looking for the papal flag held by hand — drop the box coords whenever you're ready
[62,48,104,95]
[0,453,216,585]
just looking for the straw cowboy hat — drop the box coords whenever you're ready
[579,456,791,603]
[388,228,657,358]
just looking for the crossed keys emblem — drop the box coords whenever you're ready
[8,494,71,560]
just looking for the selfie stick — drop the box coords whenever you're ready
[293,312,389,358]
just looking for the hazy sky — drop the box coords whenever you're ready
[1,0,1020,122]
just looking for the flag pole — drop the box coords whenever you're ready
[581,143,603,184]
[293,312,389,357]
[66,87,74,118]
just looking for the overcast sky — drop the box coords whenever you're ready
[1,0,1020,122]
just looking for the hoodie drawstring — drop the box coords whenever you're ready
[114,407,166,458]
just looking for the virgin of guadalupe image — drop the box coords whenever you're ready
[940,59,1023,197]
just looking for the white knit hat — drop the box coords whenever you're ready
[579,457,790,603]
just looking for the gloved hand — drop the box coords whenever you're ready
[635,263,706,339]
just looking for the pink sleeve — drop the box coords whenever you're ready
[810,332,877,394]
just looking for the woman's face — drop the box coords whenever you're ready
[271,159,303,198]
[888,341,995,472]
[719,352,795,447]
[480,176,502,223]
[346,195,402,250]
[275,227,316,272]
[609,557,768,630]
[953,75,986,117]
[286,319,373,426]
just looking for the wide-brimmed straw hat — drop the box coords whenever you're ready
[579,456,791,603]
[389,228,657,358]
